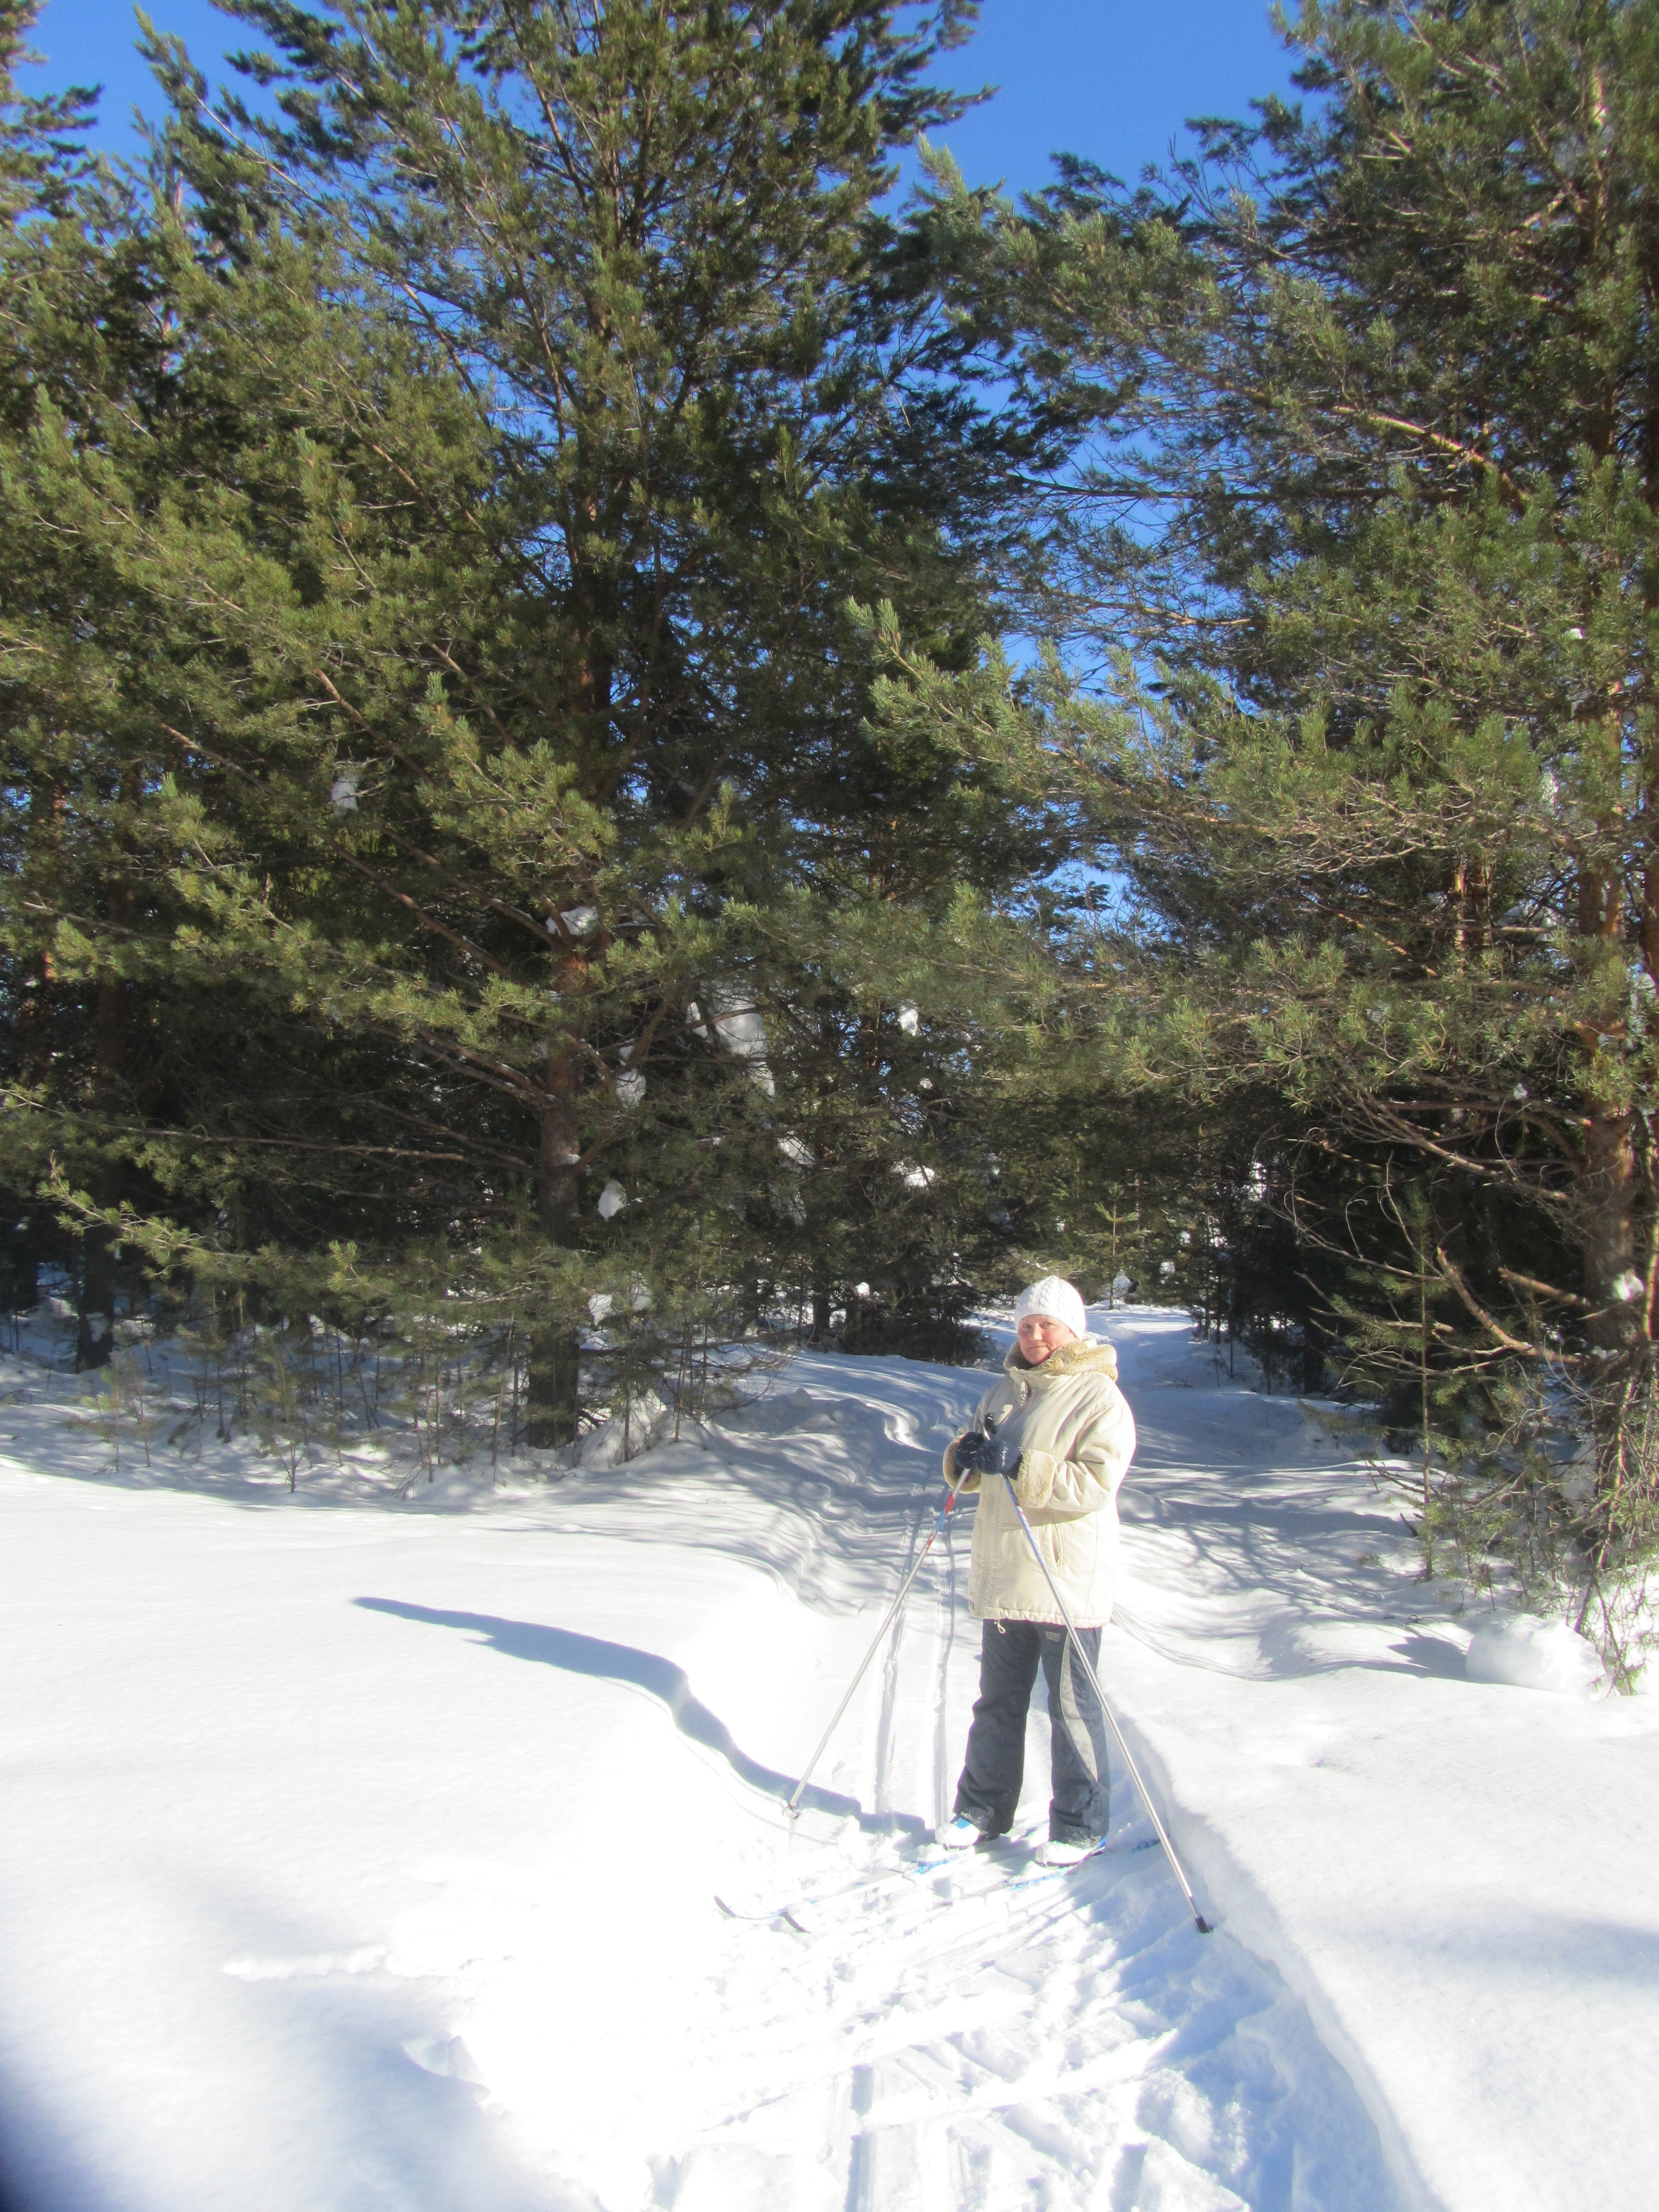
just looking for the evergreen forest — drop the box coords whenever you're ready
[5,0,1658,1674]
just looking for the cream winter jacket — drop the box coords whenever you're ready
[943,1339,1135,1628]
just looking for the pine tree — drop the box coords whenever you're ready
[3,8,541,1365]
[1,4,163,1354]
[5,3,1051,1433]
[180,0,1039,1438]
[0,0,94,220]
[899,0,1659,1604]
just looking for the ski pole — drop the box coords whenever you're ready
[786,1489,958,1819]
[998,1471,1213,1935]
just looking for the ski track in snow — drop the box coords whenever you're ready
[1,1309,1654,2210]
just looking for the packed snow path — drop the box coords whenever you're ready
[2,1309,1655,2211]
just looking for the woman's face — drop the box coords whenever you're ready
[1016,1313,1078,1365]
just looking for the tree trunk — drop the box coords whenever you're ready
[524,1036,583,1450]
[76,947,129,1371]
[1575,851,1657,1548]
[7,1223,39,1315]
[521,600,613,1454]
[76,1225,115,1371]
[16,776,58,1320]
[523,1308,581,1450]
[1576,854,1648,1353]
[1581,1104,1644,1343]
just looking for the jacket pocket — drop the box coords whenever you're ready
[1051,1512,1096,1585]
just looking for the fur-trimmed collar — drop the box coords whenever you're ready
[1004,1338,1118,1382]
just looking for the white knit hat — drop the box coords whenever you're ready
[1014,1274,1088,1339]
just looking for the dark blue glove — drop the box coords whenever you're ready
[952,1432,1022,1478]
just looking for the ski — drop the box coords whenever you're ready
[714,1859,924,1928]
[999,1839,1148,1898]
[714,1842,1011,1931]
[716,1836,1157,1935]
[905,1835,1158,1910]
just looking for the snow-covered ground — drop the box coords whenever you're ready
[2,1306,1655,2211]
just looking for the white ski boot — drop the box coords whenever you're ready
[919,1816,987,1864]
[1034,1836,1104,1869]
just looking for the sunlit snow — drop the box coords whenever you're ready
[1,1310,1655,2211]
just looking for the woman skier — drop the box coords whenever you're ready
[936,1275,1136,1867]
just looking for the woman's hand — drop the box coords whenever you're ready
[951,1432,1022,1479]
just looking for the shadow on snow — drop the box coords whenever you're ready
[353,1596,920,1836]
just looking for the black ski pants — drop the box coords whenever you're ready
[953,1619,1111,1846]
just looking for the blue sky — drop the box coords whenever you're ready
[24,0,1306,194]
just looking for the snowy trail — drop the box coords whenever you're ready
[1096,1318,1659,2212]
[2,1311,1653,2209]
